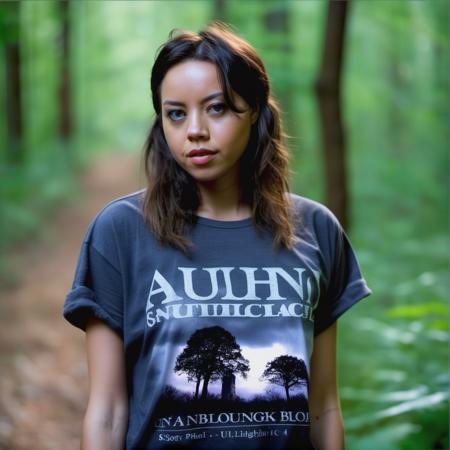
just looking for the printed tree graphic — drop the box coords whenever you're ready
[262,355,309,400]
[174,326,249,399]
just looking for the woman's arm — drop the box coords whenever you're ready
[81,317,128,450]
[309,322,345,450]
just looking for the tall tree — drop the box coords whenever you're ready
[2,1,23,164]
[58,0,73,141]
[314,0,350,229]
[174,347,205,400]
[174,326,249,399]
[213,0,226,21]
[263,3,295,134]
[262,354,308,400]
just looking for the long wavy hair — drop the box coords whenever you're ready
[142,22,297,253]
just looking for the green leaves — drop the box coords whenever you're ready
[386,302,448,320]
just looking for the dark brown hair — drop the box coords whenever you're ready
[142,21,296,252]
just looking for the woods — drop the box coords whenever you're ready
[0,1,447,449]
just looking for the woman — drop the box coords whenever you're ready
[63,22,371,450]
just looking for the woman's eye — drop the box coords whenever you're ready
[208,103,226,115]
[166,110,185,121]
[165,104,226,122]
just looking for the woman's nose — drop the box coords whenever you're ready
[187,111,209,140]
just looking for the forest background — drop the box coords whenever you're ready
[0,1,448,449]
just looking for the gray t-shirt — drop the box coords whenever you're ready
[63,190,371,450]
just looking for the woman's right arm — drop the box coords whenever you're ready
[82,317,128,450]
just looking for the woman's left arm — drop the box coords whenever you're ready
[309,322,345,450]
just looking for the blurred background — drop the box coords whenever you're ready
[0,1,448,449]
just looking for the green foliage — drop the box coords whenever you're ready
[0,2,20,43]
[0,142,79,249]
[335,2,449,445]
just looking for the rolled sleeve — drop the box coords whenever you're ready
[313,210,372,337]
[63,223,124,338]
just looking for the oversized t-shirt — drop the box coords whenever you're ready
[63,189,372,450]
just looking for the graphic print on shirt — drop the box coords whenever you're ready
[151,325,311,447]
[145,265,319,447]
[145,266,321,328]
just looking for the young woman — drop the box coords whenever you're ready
[63,22,371,450]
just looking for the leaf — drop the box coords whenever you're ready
[386,302,447,319]
[346,391,449,430]
[347,423,422,450]
[341,385,429,403]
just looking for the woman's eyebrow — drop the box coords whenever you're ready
[162,91,224,107]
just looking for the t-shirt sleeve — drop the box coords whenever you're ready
[63,212,124,338]
[313,207,372,337]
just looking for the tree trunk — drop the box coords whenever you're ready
[213,0,226,21]
[3,1,23,165]
[284,384,290,401]
[201,374,211,399]
[194,376,201,399]
[263,5,293,134]
[59,0,73,140]
[314,0,350,230]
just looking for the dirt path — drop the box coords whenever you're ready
[0,151,142,450]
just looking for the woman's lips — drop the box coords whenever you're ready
[187,149,218,165]
[189,153,217,165]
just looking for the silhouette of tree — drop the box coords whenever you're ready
[262,355,308,400]
[174,326,249,399]
[173,350,204,399]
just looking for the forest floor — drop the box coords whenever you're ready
[0,151,141,450]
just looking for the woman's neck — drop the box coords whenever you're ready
[196,179,251,221]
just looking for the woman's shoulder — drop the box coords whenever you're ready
[287,192,339,225]
[286,192,345,249]
[83,189,146,243]
[93,189,145,222]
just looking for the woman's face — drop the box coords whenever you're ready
[160,59,257,187]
